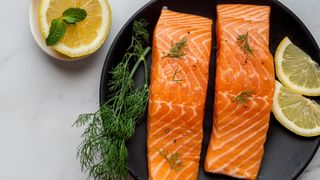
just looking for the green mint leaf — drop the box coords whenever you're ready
[46,19,66,46]
[62,16,77,24]
[62,8,87,24]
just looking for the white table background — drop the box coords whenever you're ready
[0,0,319,179]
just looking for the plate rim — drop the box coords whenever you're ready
[99,0,320,179]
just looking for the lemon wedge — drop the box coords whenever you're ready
[272,81,320,137]
[275,37,320,96]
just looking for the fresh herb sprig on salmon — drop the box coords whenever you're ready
[74,19,151,180]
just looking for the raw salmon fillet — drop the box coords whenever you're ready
[147,9,212,180]
[204,4,275,179]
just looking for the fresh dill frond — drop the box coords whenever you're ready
[163,37,188,59]
[158,149,184,171]
[74,19,151,180]
[233,90,256,107]
[172,68,185,85]
[237,32,253,54]
[132,19,149,42]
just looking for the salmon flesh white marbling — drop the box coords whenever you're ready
[204,4,275,180]
[147,9,212,180]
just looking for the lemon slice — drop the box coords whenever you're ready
[275,37,320,96]
[272,81,320,137]
[39,0,112,58]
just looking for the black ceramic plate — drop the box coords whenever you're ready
[100,0,320,179]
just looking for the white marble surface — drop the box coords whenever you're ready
[0,0,319,179]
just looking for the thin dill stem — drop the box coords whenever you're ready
[142,56,148,86]
[171,68,185,85]
[129,47,151,82]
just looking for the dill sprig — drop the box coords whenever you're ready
[74,19,151,180]
[172,68,185,85]
[233,90,256,107]
[237,32,253,54]
[163,37,188,59]
[158,149,184,171]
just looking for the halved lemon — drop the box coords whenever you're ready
[39,0,112,58]
[272,81,320,137]
[275,37,320,96]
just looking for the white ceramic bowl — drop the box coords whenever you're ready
[29,0,87,61]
